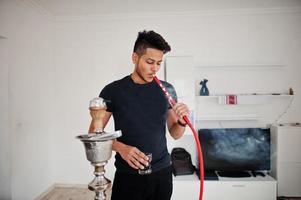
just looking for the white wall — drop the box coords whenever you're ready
[0,0,54,199]
[52,7,301,185]
[0,4,12,200]
[1,0,301,199]
[0,3,10,200]
[191,10,301,126]
[0,36,11,200]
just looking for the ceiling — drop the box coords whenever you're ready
[29,0,301,17]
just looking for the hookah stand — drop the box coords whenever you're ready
[77,132,121,200]
[77,97,121,200]
[89,161,109,199]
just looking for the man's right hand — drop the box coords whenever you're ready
[88,111,111,133]
[113,141,149,170]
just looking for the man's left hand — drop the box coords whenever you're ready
[172,102,189,125]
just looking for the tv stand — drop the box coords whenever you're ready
[217,171,252,178]
[198,170,266,179]
[195,170,219,180]
[172,173,276,200]
[251,171,266,177]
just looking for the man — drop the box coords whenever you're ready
[89,30,189,200]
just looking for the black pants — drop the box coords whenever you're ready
[111,166,173,200]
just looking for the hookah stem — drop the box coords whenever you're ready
[153,76,204,200]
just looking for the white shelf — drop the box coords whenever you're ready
[197,94,292,97]
[196,94,293,105]
[194,64,285,70]
[196,114,260,121]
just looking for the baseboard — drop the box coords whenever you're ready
[34,183,56,200]
[277,197,301,200]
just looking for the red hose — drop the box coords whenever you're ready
[153,76,204,200]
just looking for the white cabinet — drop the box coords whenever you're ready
[172,174,276,200]
[270,124,301,197]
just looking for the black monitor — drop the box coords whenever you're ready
[198,128,270,172]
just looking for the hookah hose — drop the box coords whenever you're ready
[153,76,204,200]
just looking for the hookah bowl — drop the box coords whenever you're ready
[76,131,121,200]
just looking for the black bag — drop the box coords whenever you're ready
[171,147,195,176]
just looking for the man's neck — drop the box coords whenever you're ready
[130,72,147,84]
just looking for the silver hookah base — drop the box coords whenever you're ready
[89,162,111,200]
[77,131,122,200]
[77,136,114,200]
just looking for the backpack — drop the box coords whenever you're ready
[171,147,195,176]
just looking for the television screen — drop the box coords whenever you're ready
[198,128,270,172]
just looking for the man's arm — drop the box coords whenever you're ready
[167,103,190,140]
[88,110,112,133]
[112,140,149,170]
[88,110,149,170]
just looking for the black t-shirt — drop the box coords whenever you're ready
[99,75,177,174]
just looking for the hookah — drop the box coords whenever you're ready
[76,97,121,200]
[153,76,204,200]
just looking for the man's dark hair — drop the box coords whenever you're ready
[133,30,171,56]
